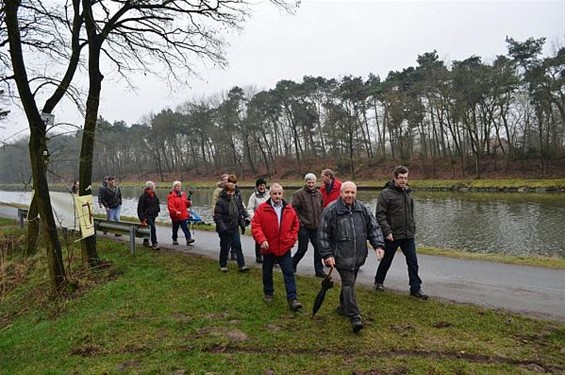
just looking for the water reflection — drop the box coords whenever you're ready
[1,186,564,258]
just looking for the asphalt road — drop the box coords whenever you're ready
[1,205,563,322]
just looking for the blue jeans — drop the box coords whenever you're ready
[218,230,245,268]
[374,238,422,293]
[262,251,297,301]
[292,226,324,275]
[107,206,121,222]
[172,219,191,241]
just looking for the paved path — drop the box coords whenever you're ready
[1,205,563,322]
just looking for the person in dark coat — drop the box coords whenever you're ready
[99,176,122,222]
[291,173,325,277]
[137,181,161,250]
[374,165,428,300]
[214,182,250,273]
[318,181,385,333]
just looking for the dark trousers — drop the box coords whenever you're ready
[255,241,262,260]
[172,219,191,241]
[262,251,297,301]
[219,230,245,268]
[292,227,324,275]
[336,267,360,319]
[374,238,422,293]
[146,216,157,246]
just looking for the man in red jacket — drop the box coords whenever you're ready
[320,169,342,208]
[252,183,302,311]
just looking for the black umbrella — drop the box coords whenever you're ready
[312,267,334,317]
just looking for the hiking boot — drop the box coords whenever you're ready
[220,267,229,273]
[172,240,179,245]
[410,290,429,300]
[186,238,195,245]
[152,243,160,250]
[239,266,250,273]
[264,294,273,303]
[351,316,364,333]
[374,283,384,292]
[288,300,303,311]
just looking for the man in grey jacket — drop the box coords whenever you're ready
[291,173,325,277]
[318,181,385,333]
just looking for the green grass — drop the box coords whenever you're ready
[1,230,564,374]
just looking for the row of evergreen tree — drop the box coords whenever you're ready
[1,37,563,183]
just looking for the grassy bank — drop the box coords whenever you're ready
[1,223,564,374]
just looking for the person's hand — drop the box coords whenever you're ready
[375,247,384,261]
[240,225,245,235]
[385,233,394,241]
[261,241,269,250]
[140,219,147,226]
[324,257,335,268]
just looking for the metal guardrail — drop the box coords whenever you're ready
[94,219,150,255]
[16,208,149,256]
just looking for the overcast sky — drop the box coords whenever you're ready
[1,0,564,142]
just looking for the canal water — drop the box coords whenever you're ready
[1,186,564,258]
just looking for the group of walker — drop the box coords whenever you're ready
[97,177,195,251]
[95,166,428,333]
[212,166,428,333]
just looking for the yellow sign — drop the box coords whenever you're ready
[74,194,95,240]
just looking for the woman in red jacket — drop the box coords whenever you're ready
[252,183,302,311]
[167,181,195,246]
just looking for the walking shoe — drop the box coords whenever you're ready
[239,266,250,273]
[172,240,179,245]
[264,294,273,303]
[220,267,229,272]
[374,283,385,292]
[142,240,151,248]
[351,316,364,333]
[152,243,160,250]
[410,290,429,300]
[288,299,303,311]
[186,238,195,245]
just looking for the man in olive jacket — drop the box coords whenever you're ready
[318,181,384,333]
[291,173,325,277]
[374,165,428,300]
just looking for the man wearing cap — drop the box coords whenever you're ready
[99,176,122,224]
[291,173,325,277]
[247,178,270,263]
